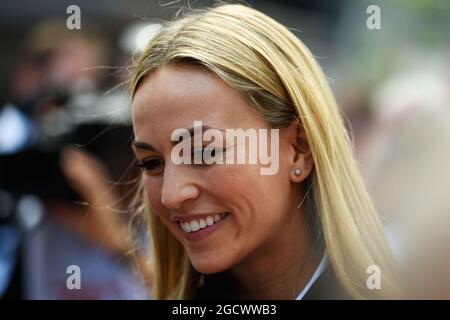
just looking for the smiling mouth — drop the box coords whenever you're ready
[179,213,228,233]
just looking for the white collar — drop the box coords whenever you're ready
[295,252,329,300]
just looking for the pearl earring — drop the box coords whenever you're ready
[294,168,302,176]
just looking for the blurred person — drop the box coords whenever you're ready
[129,4,398,299]
[1,19,111,156]
[1,19,151,299]
[11,19,109,103]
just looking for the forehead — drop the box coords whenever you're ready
[132,64,266,146]
[132,64,237,123]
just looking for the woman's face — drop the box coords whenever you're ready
[132,64,302,274]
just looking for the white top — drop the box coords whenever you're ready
[295,252,329,300]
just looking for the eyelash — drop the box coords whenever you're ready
[137,158,165,174]
[137,147,224,174]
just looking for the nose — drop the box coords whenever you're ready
[160,163,200,209]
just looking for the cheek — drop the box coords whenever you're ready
[142,175,165,216]
[142,175,185,241]
[209,163,290,233]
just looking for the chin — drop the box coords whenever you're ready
[189,255,233,275]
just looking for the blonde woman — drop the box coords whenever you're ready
[129,3,398,299]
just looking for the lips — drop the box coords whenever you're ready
[179,213,227,233]
[175,212,229,242]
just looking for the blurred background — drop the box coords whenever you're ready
[0,0,449,299]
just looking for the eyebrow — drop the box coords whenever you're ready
[131,125,226,151]
[186,125,226,136]
[131,140,156,151]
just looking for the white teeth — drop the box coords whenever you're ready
[190,220,200,232]
[179,213,228,233]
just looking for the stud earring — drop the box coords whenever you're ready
[294,168,302,176]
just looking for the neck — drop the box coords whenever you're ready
[228,205,322,300]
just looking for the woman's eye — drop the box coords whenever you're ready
[138,158,165,174]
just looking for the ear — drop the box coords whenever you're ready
[284,120,314,183]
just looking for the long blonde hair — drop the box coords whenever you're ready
[130,3,397,299]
